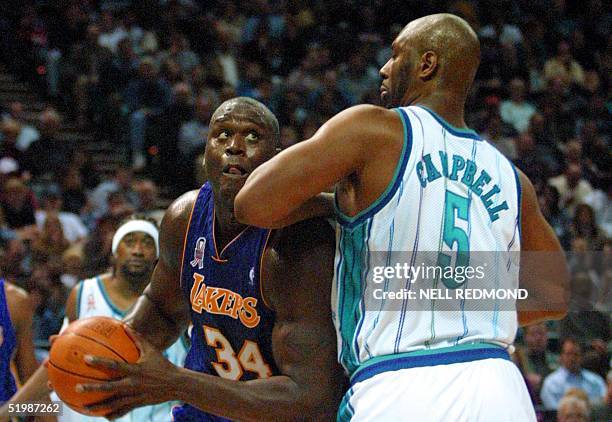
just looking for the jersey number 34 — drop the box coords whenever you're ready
[203,325,272,380]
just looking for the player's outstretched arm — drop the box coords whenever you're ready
[122,191,194,350]
[235,105,402,228]
[78,219,346,421]
[516,170,569,326]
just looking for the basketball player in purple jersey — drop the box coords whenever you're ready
[76,97,344,421]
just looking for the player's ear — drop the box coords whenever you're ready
[420,51,438,80]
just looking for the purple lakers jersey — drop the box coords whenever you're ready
[172,183,277,421]
[0,279,17,403]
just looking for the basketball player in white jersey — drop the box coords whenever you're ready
[3,215,188,422]
[236,13,570,422]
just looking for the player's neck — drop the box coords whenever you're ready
[413,92,467,129]
[214,204,247,251]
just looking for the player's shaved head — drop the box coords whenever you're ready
[380,13,480,108]
[211,97,280,146]
[398,13,480,95]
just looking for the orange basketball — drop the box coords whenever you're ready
[48,316,140,416]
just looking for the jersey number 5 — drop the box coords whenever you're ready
[438,190,470,289]
[203,325,272,380]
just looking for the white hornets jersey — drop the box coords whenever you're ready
[53,276,189,422]
[332,105,521,375]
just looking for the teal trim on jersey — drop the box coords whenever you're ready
[415,106,481,140]
[337,387,355,422]
[338,221,368,374]
[96,277,126,317]
[350,342,509,382]
[335,108,411,229]
[511,163,522,240]
[75,281,83,317]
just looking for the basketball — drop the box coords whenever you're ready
[47,316,140,416]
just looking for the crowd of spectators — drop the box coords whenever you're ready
[0,0,609,420]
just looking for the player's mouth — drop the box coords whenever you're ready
[222,164,249,178]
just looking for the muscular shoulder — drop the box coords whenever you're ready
[326,104,401,142]
[5,282,31,326]
[159,189,199,268]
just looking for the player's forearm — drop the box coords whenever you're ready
[4,365,51,407]
[169,368,331,421]
[123,294,185,351]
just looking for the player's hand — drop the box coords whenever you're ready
[76,324,178,420]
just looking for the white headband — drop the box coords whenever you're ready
[111,220,160,258]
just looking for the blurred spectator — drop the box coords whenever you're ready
[583,180,611,238]
[124,58,172,169]
[31,211,70,263]
[0,119,27,169]
[556,393,590,422]
[544,41,585,89]
[480,106,517,159]
[134,179,164,224]
[559,272,610,345]
[60,245,84,290]
[88,166,137,220]
[82,214,118,275]
[541,338,607,410]
[0,177,37,231]
[565,204,605,251]
[23,108,73,181]
[59,166,87,216]
[97,11,127,54]
[521,323,559,395]
[499,78,536,133]
[34,186,88,243]
[548,163,594,217]
[1,101,39,151]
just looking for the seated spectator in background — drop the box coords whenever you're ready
[481,106,517,159]
[556,392,590,422]
[31,212,69,263]
[500,78,537,133]
[1,101,39,152]
[60,245,84,289]
[544,41,585,89]
[124,58,171,169]
[59,167,87,216]
[526,112,564,176]
[133,178,164,224]
[566,203,605,251]
[35,186,87,243]
[88,166,137,220]
[0,177,37,232]
[583,179,611,238]
[82,214,118,275]
[559,272,610,344]
[513,131,548,184]
[0,119,27,169]
[521,323,559,397]
[541,338,607,410]
[548,163,594,217]
[538,185,569,240]
[23,108,73,182]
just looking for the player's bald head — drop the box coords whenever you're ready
[397,13,480,95]
[211,97,280,147]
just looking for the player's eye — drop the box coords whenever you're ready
[245,132,259,143]
[217,130,230,140]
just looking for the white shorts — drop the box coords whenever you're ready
[339,358,536,422]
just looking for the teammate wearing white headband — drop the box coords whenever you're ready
[112,219,160,258]
[3,214,188,422]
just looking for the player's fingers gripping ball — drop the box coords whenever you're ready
[47,316,140,416]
